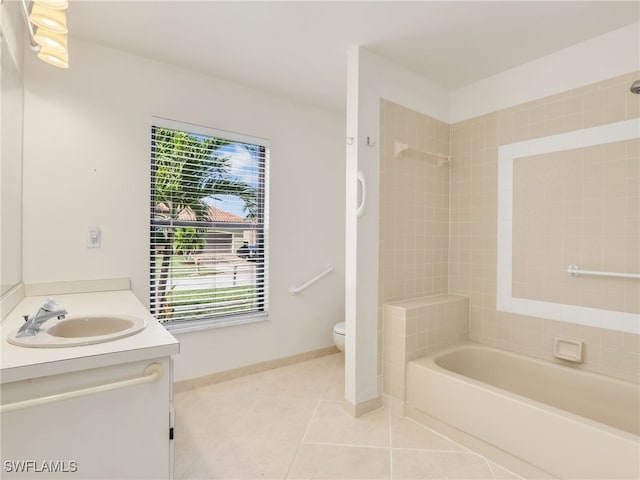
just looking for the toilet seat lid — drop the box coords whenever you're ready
[333,322,345,335]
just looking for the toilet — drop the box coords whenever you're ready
[333,322,345,352]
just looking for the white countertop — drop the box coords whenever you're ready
[0,290,180,383]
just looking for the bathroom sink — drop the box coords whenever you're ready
[7,315,147,348]
[48,316,138,338]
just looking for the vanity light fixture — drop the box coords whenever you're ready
[20,0,70,68]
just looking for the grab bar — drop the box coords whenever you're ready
[0,363,163,414]
[356,171,366,218]
[567,265,640,280]
[290,264,333,295]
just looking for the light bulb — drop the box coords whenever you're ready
[34,29,67,53]
[29,4,68,34]
[37,46,69,68]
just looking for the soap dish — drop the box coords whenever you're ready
[553,337,584,363]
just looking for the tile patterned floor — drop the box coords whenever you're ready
[173,353,522,480]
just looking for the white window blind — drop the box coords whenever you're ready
[150,118,269,329]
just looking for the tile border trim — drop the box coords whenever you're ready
[497,118,640,334]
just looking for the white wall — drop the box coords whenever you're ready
[0,0,25,308]
[450,22,640,123]
[0,0,24,73]
[22,38,345,381]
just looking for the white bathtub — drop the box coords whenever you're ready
[406,343,640,479]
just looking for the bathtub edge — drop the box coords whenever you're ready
[405,405,558,480]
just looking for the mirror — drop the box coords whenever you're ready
[0,34,24,295]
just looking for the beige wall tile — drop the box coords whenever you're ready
[382,296,469,401]
[379,99,450,309]
[510,139,638,315]
[379,100,453,382]
[450,70,640,383]
[379,73,639,391]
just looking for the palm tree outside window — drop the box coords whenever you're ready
[150,119,269,329]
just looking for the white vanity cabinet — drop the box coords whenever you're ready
[1,357,173,479]
[0,289,180,479]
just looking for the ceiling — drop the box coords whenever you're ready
[67,1,640,112]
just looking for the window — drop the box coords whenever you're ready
[150,118,269,330]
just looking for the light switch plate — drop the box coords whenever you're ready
[88,225,101,248]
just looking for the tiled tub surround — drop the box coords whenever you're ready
[511,138,639,315]
[379,101,451,387]
[498,120,639,334]
[379,100,451,304]
[383,294,469,410]
[449,71,640,383]
[406,344,640,479]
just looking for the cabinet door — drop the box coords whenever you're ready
[1,358,172,479]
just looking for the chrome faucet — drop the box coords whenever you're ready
[16,298,68,338]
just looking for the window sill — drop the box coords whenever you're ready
[163,312,268,334]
